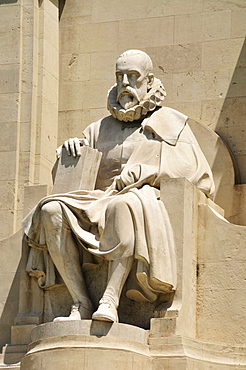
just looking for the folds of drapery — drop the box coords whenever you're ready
[23,122,214,302]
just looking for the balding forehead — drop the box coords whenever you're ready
[116,54,150,75]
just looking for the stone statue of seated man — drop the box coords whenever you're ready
[22,50,214,324]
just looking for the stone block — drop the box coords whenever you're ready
[174,13,203,44]
[0,210,15,239]
[146,43,202,74]
[0,122,18,152]
[0,152,17,181]
[60,0,92,20]
[60,26,81,54]
[150,316,178,338]
[89,108,108,126]
[146,0,203,17]
[15,209,25,235]
[21,5,35,38]
[60,53,90,82]
[167,101,202,122]
[60,14,92,28]
[84,79,112,109]
[16,151,35,184]
[38,69,58,103]
[216,97,246,130]
[2,344,27,365]
[42,40,59,79]
[228,67,246,98]
[58,109,90,144]
[203,10,231,41]
[37,125,58,163]
[0,64,19,94]
[33,154,54,187]
[197,286,246,344]
[78,22,119,53]
[230,184,246,226]
[0,181,15,211]
[0,4,20,35]
[59,81,88,111]
[201,98,225,129]
[203,0,246,11]
[90,51,119,81]
[203,69,231,99]
[0,94,19,123]
[174,10,231,44]
[231,9,246,38]
[202,38,245,70]
[92,0,147,22]
[228,125,246,156]
[0,274,19,303]
[235,154,246,184]
[11,325,36,345]
[18,122,36,153]
[42,0,58,21]
[197,204,246,344]
[19,93,32,124]
[119,16,174,50]
[172,71,203,101]
[40,9,59,49]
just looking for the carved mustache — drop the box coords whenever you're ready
[117,86,140,103]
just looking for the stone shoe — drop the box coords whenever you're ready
[53,302,92,322]
[92,298,118,323]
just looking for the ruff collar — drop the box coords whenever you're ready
[107,78,166,122]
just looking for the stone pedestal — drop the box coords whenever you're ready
[20,321,151,370]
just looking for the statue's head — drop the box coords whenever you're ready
[116,50,154,110]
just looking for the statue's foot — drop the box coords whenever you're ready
[92,298,118,323]
[53,302,93,322]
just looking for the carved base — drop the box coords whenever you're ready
[18,319,246,370]
[20,321,150,370]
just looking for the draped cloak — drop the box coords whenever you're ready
[22,107,215,303]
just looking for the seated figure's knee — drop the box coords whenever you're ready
[107,193,138,213]
[41,201,62,224]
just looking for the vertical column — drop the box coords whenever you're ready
[0,0,59,240]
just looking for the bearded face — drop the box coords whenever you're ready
[116,55,152,110]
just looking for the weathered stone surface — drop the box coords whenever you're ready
[52,146,102,193]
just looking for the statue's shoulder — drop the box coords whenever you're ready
[151,106,188,122]
[86,115,119,132]
[83,115,121,146]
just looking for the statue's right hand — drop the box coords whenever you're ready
[56,137,89,159]
[64,137,81,157]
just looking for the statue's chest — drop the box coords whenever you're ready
[95,126,155,190]
[97,126,154,166]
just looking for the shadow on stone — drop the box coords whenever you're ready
[90,320,113,337]
[215,37,246,184]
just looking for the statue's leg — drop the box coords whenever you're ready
[92,256,133,322]
[41,201,93,320]
[92,195,135,322]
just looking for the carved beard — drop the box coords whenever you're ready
[117,86,140,110]
[107,78,166,122]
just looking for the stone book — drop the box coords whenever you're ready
[52,146,102,194]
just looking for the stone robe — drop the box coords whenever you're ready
[23,107,214,303]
